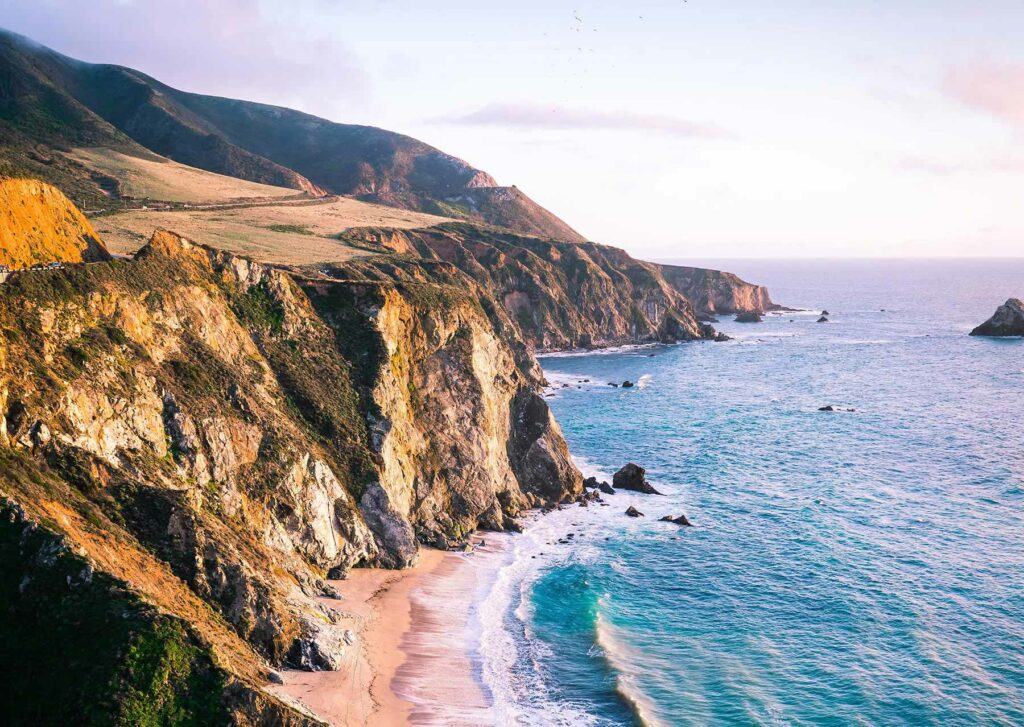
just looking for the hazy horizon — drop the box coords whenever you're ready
[4,1,1024,259]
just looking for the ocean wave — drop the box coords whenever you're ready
[538,342,663,359]
[637,374,653,389]
[594,613,667,727]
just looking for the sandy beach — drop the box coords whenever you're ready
[268,536,508,726]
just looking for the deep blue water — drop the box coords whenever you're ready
[480,260,1024,726]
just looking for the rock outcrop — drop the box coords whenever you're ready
[970,299,1024,337]
[613,463,662,495]
[0,179,111,268]
[657,264,774,318]
[332,223,767,350]
[0,225,580,721]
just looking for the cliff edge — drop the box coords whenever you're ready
[0,218,579,720]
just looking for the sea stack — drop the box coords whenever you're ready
[613,463,663,495]
[970,299,1024,337]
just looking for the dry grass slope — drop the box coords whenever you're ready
[96,196,454,264]
[66,147,306,205]
[0,178,111,268]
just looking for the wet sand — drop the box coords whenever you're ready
[268,536,507,725]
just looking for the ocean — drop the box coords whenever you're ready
[477,259,1024,726]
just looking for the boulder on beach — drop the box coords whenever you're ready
[734,311,763,323]
[613,463,662,495]
[625,505,644,517]
[659,514,693,526]
[970,298,1024,337]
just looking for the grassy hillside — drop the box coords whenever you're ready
[0,28,584,241]
[95,195,452,262]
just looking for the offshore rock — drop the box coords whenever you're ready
[625,505,644,517]
[970,298,1024,337]
[660,514,693,526]
[734,311,763,323]
[613,463,662,495]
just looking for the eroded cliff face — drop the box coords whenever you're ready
[0,228,580,720]
[0,178,111,268]
[339,223,722,350]
[657,263,775,318]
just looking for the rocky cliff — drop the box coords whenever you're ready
[0,227,580,721]
[0,178,111,268]
[656,263,775,318]
[336,223,771,349]
[970,298,1024,337]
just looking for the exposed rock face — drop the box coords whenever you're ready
[334,223,746,350]
[0,226,580,719]
[657,264,774,318]
[613,463,662,495]
[0,179,111,268]
[970,299,1024,337]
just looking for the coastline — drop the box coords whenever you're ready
[268,536,508,725]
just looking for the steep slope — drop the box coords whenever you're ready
[0,178,110,267]
[0,29,583,241]
[0,29,323,198]
[657,263,775,318]
[0,217,579,719]
[337,223,729,350]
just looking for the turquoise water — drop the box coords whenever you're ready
[481,260,1024,726]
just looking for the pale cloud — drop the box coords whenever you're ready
[943,62,1024,129]
[436,103,732,139]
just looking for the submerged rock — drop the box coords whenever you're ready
[817,316,829,323]
[659,514,693,526]
[970,298,1024,337]
[622,380,634,388]
[734,311,763,323]
[625,505,644,517]
[613,463,662,495]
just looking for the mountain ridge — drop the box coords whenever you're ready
[0,28,585,241]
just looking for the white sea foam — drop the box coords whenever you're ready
[538,342,663,359]
[478,494,633,726]
[637,374,653,389]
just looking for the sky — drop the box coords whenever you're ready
[3,0,1024,258]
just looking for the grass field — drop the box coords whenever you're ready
[66,147,303,205]
[94,196,451,264]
